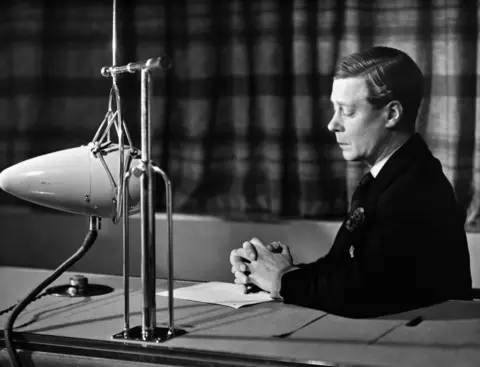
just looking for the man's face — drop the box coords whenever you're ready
[328,77,390,167]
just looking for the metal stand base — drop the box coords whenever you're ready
[47,274,114,298]
[47,284,114,298]
[112,326,187,343]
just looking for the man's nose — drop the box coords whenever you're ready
[327,114,342,132]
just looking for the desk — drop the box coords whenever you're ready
[1,267,479,367]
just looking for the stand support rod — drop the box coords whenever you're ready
[140,69,156,340]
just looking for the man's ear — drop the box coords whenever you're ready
[385,100,402,128]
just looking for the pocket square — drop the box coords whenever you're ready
[345,207,366,232]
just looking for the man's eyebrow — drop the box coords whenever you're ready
[330,100,354,107]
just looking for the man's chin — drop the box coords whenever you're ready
[342,152,359,161]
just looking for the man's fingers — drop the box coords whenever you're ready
[231,264,247,274]
[266,241,283,253]
[231,238,265,266]
[229,247,249,266]
[281,243,292,257]
[265,241,291,256]
[234,270,248,284]
[265,241,288,254]
[249,237,265,248]
[243,240,259,261]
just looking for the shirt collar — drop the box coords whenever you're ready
[369,142,406,178]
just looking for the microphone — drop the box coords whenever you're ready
[0,143,141,218]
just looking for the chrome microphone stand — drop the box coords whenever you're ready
[100,0,183,343]
[102,58,185,342]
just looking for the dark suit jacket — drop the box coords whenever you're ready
[280,134,472,318]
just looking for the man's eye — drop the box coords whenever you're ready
[331,107,354,118]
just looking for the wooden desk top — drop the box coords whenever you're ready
[1,266,479,367]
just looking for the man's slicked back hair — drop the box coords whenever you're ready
[333,46,424,131]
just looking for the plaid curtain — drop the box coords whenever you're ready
[1,0,480,230]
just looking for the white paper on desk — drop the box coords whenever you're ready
[156,282,272,308]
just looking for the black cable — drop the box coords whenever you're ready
[4,228,98,367]
[0,291,51,317]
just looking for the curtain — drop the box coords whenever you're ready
[1,0,480,230]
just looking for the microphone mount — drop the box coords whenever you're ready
[101,56,172,77]
[101,57,185,342]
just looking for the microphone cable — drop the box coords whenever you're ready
[3,217,100,367]
[0,290,52,317]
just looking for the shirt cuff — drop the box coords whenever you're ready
[269,265,301,300]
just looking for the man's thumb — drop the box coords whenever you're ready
[281,244,292,257]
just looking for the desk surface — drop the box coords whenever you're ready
[1,266,479,367]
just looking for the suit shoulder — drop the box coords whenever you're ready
[376,155,459,216]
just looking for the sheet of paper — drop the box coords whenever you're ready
[156,281,272,309]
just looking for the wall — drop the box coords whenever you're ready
[0,206,478,288]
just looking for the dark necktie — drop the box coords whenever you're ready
[350,172,374,213]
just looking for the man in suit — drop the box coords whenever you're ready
[229,46,472,318]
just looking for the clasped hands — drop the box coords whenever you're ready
[229,237,293,295]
